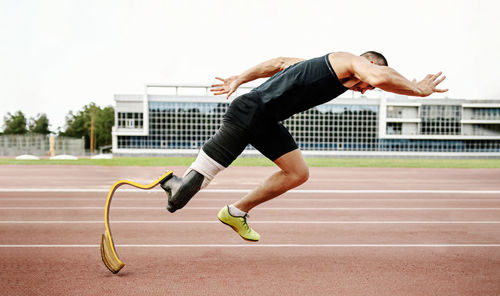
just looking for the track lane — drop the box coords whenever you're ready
[1,247,500,296]
[2,207,500,221]
[2,223,500,245]
[1,165,500,295]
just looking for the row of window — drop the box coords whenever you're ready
[472,108,500,120]
[387,122,461,135]
[117,112,144,129]
[117,135,500,152]
[386,123,500,136]
[388,106,500,120]
[116,103,500,151]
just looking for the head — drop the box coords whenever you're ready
[361,51,388,67]
[351,51,388,94]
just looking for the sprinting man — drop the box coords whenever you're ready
[160,51,447,241]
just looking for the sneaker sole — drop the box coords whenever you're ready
[217,217,259,242]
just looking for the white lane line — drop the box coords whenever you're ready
[1,189,500,194]
[1,220,500,224]
[1,198,499,202]
[2,206,500,210]
[1,244,500,248]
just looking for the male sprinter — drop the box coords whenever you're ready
[160,51,447,241]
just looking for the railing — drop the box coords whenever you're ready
[0,135,85,156]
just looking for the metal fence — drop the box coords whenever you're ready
[0,134,85,156]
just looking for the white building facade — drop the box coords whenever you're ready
[112,85,500,158]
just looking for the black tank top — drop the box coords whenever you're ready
[251,54,348,121]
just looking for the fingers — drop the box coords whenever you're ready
[212,90,229,95]
[432,72,443,80]
[211,77,225,88]
[432,74,446,93]
[226,89,235,99]
[434,75,446,85]
[431,73,447,93]
[425,72,447,89]
[210,87,225,92]
[211,77,229,94]
[211,77,225,87]
[425,72,443,82]
[210,85,229,95]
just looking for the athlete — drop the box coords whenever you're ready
[160,51,448,241]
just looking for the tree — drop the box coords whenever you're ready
[28,113,51,135]
[95,106,114,148]
[60,103,115,150]
[3,111,28,134]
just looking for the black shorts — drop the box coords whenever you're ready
[202,93,298,167]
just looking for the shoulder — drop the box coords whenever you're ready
[328,52,365,79]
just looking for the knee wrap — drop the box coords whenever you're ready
[185,149,225,189]
[160,170,204,213]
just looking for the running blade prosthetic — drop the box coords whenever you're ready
[100,171,173,274]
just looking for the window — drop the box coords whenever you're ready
[386,122,402,135]
[472,108,500,120]
[420,105,461,135]
[387,106,403,118]
[117,112,144,129]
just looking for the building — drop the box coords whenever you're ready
[112,85,500,158]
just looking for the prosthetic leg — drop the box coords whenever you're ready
[100,171,173,274]
[161,149,225,213]
[160,170,204,213]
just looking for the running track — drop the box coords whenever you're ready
[1,165,500,295]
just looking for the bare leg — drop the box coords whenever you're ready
[232,149,309,213]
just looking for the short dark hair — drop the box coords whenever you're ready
[361,51,388,66]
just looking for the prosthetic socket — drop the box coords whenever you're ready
[160,149,224,213]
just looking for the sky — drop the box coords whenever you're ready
[1,0,499,131]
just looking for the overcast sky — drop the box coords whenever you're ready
[1,0,499,131]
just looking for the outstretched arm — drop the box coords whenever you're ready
[351,55,448,97]
[211,57,304,98]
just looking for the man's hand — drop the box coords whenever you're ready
[415,72,448,97]
[210,76,241,99]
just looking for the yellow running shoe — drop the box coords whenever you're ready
[217,206,260,242]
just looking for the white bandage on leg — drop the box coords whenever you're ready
[183,149,225,189]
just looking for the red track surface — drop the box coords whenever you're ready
[1,165,500,295]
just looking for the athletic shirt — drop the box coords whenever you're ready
[251,54,348,122]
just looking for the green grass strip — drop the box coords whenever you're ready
[1,157,500,168]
